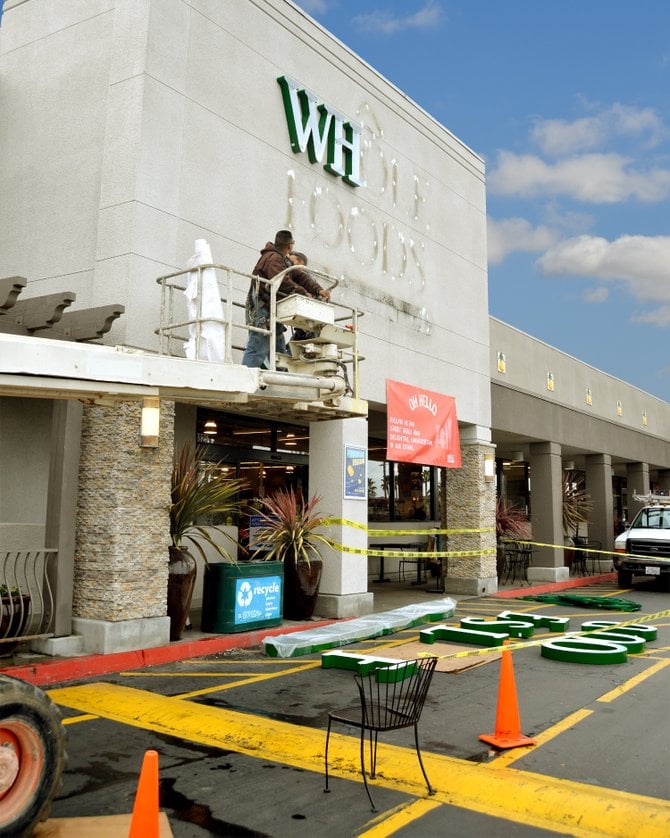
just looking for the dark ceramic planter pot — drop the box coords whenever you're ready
[283,554,323,620]
[167,545,197,641]
[496,544,506,579]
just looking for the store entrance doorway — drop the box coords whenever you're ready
[197,409,309,554]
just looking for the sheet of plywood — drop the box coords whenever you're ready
[34,812,173,837]
[379,641,502,673]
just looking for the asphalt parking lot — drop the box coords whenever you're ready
[35,578,670,836]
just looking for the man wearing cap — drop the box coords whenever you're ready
[242,230,330,368]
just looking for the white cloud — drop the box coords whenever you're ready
[611,103,665,145]
[531,116,605,157]
[634,306,670,327]
[537,234,670,324]
[489,151,670,203]
[541,204,595,235]
[582,286,609,304]
[487,217,558,265]
[353,1,444,34]
[531,104,665,157]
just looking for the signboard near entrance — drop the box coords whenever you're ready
[234,574,282,627]
[344,444,367,499]
[386,379,461,468]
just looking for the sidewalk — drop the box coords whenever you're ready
[1,573,616,687]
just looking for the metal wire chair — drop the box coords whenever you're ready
[324,656,438,810]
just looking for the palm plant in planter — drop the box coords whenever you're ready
[169,444,244,640]
[251,488,333,620]
[562,470,592,568]
[562,470,592,539]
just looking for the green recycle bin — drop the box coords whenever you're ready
[201,561,284,633]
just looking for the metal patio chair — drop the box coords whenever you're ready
[324,656,438,811]
[571,537,588,576]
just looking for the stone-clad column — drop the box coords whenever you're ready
[72,400,174,652]
[443,427,497,595]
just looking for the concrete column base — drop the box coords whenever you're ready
[527,566,570,583]
[316,592,374,619]
[444,576,498,596]
[72,616,170,654]
[31,634,86,657]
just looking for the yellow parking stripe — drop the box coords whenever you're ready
[490,708,594,770]
[118,661,320,701]
[356,797,443,837]
[494,652,670,768]
[61,713,97,725]
[597,659,670,703]
[49,682,670,838]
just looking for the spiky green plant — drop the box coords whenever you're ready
[562,470,592,538]
[250,488,333,564]
[170,444,245,563]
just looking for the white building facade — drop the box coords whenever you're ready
[0,0,667,654]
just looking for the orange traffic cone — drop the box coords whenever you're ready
[129,749,160,838]
[479,647,537,749]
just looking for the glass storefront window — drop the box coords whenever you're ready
[196,410,309,553]
[368,441,436,522]
[395,463,431,521]
[196,410,309,455]
[368,458,391,521]
[198,416,439,525]
[497,460,530,516]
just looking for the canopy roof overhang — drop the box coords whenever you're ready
[0,333,367,421]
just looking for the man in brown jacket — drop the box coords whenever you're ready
[242,230,330,367]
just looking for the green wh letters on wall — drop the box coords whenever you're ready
[277,75,362,187]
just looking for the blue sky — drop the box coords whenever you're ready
[294,0,670,403]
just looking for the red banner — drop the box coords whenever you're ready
[386,380,461,468]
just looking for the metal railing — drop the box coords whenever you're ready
[155,262,363,402]
[0,549,56,651]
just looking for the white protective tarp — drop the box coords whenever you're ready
[183,239,226,361]
[261,598,456,658]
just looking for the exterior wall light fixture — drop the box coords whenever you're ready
[484,453,495,482]
[140,397,160,448]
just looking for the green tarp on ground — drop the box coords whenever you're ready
[519,594,641,611]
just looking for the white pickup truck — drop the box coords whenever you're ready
[613,494,670,587]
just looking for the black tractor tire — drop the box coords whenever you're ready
[617,568,633,588]
[0,675,67,836]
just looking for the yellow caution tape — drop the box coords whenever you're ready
[322,522,659,562]
[331,543,497,559]
[323,518,494,536]
[501,538,657,561]
[319,521,656,563]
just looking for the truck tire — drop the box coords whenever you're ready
[0,675,67,836]
[617,568,633,588]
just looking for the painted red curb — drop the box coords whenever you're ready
[2,574,617,687]
[1,618,337,688]
[494,572,617,598]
